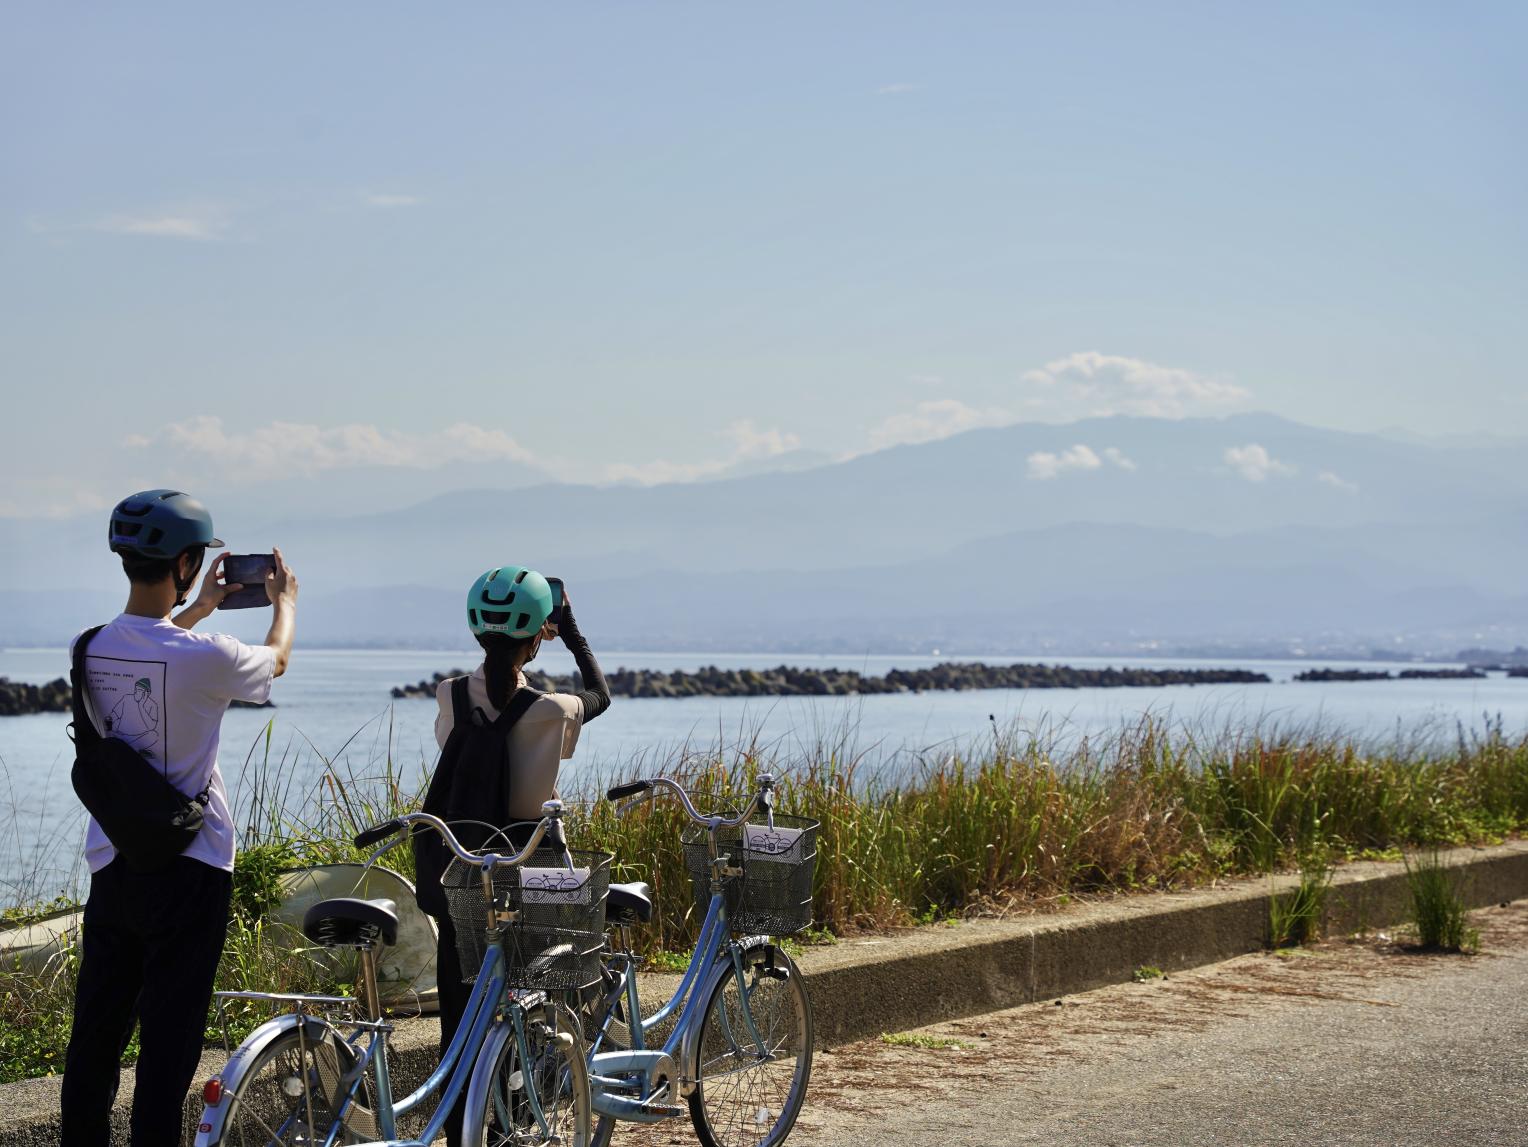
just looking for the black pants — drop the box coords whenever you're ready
[60,855,232,1146]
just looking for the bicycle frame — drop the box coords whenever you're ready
[201,828,586,1144]
[197,941,516,1146]
[588,864,773,1121]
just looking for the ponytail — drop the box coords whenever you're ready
[476,632,538,710]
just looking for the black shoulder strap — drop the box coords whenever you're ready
[451,676,473,729]
[490,686,543,732]
[68,625,107,745]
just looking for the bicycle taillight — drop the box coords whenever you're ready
[202,1077,223,1105]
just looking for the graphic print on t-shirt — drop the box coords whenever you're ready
[86,655,168,765]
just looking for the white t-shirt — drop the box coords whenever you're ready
[72,613,276,874]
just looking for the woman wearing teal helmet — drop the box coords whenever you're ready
[425,564,610,1147]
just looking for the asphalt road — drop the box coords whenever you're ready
[779,902,1528,1147]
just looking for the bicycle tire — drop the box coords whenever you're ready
[476,1000,593,1147]
[214,1026,374,1146]
[688,944,813,1147]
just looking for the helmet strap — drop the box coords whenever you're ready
[172,551,197,608]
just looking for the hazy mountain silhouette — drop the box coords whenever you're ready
[3,413,1524,652]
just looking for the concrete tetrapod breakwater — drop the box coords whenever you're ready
[0,677,273,716]
[1,841,1523,1143]
[391,662,1274,700]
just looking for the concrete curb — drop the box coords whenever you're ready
[2,841,1524,1143]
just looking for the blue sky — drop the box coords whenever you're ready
[2,1,1523,515]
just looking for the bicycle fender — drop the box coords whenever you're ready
[459,1019,517,1146]
[678,936,775,1099]
[192,1013,348,1146]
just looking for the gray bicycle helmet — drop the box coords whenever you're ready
[108,489,223,558]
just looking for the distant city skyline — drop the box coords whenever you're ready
[3,2,1523,517]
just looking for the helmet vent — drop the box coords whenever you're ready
[514,570,528,584]
[515,612,530,631]
[146,528,163,546]
[481,609,510,626]
[468,608,478,627]
[114,522,143,538]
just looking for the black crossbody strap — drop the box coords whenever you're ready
[68,626,107,747]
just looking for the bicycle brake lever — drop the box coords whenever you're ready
[363,835,406,868]
[616,790,653,816]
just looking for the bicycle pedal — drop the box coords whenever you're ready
[637,1100,685,1118]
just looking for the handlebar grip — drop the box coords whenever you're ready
[606,779,652,802]
[354,819,405,848]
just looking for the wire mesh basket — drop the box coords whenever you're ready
[682,813,818,936]
[443,847,611,992]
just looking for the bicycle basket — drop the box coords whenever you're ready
[682,813,818,936]
[442,847,611,992]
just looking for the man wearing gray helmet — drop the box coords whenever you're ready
[60,490,298,1146]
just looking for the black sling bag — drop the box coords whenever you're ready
[68,625,211,873]
[411,676,542,918]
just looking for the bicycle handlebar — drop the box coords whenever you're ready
[605,774,775,829]
[354,819,404,849]
[352,801,567,870]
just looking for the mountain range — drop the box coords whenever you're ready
[3,413,1524,655]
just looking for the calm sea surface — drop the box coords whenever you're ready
[4,646,1526,905]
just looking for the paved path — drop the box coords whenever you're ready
[775,901,1528,1146]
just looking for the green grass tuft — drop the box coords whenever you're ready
[1403,848,1480,952]
[1269,854,1334,948]
[880,1031,968,1049]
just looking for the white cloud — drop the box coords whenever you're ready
[93,213,230,241]
[601,420,801,485]
[0,484,113,519]
[1020,352,1249,418]
[1317,470,1359,494]
[1224,443,1296,482]
[725,419,801,461]
[875,83,920,96]
[138,416,537,480]
[1102,447,1137,471]
[1027,445,1102,480]
[867,400,1012,450]
[363,193,422,208]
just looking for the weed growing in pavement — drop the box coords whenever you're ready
[880,1031,968,1050]
[1403,848,1480,952]
[1132,965,1164,982]
[1269,853,1334,948]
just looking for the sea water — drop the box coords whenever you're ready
[3,647,1526,906]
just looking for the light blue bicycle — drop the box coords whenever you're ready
[195,801,600,1146]
[585,772,817,1147]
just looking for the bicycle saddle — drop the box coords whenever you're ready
[302,897,399,949]
[608,881,653,924]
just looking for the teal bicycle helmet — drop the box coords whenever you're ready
[467,566,554,638]
[108,489,223,558]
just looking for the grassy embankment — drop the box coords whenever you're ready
[3,716,1527,1081]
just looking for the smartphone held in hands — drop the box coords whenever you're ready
[546,576,565,628]
[219,554,276,609]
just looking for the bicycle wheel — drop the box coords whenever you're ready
[217,1026,375,1146]
[477,1001,592,1147]
[688,945,813,1147]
